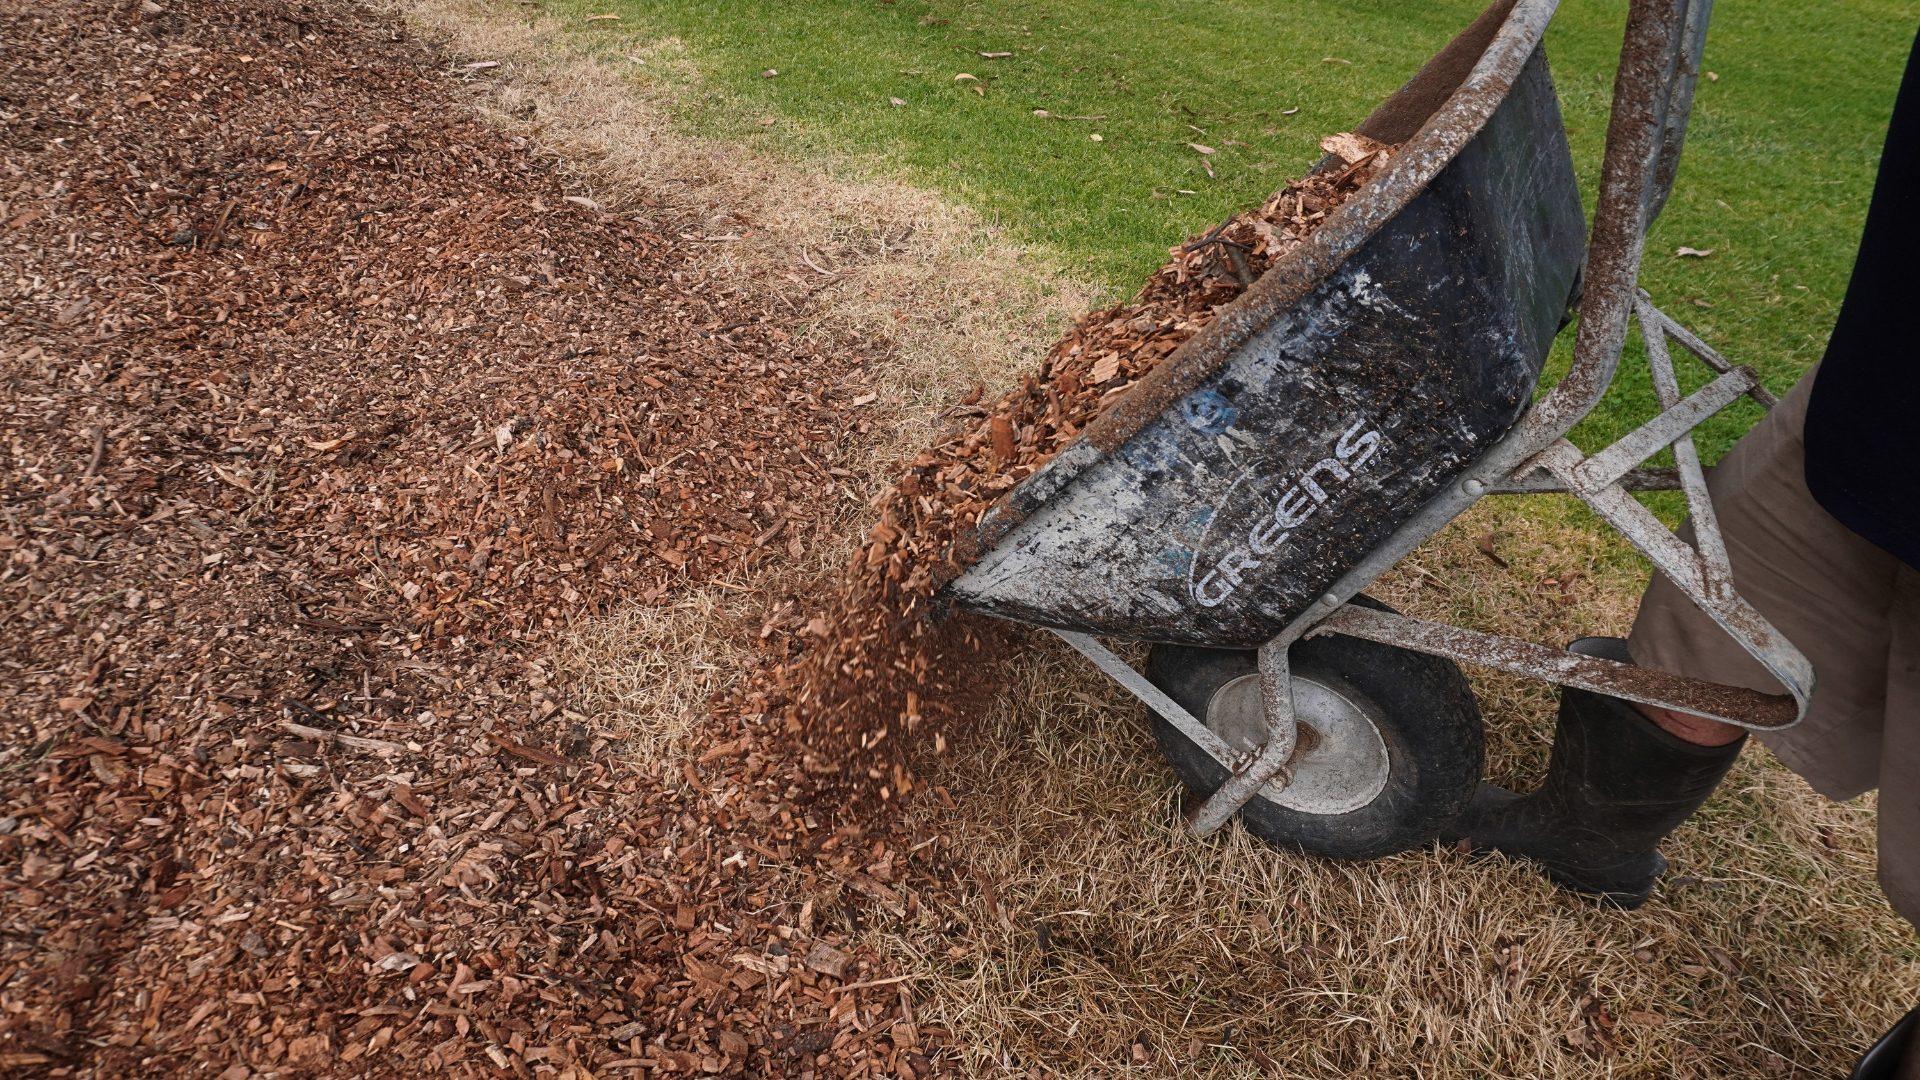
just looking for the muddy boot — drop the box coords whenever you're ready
[1442,637,1746,908]
[1848,1004,1919,1080]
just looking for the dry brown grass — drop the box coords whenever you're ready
[394,3,1917,1075]
[893,507,1917,1078]
[549,585,748,766]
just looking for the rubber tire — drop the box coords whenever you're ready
[1145,597,1484,860]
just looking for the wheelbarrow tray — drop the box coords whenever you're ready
[947,0,1584,648]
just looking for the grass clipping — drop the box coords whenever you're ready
[787,133,1395,797]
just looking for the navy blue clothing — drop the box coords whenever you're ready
[1803,31,1920,570]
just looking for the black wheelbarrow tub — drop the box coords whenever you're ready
[946,0,1584,649]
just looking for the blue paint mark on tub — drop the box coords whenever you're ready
[1120,424,1184,474]
[1155,547,1194,575]
[1180,388,1239,434]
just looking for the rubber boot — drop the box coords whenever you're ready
[1849,1005,1919,1080]
[1442,637,1746,908]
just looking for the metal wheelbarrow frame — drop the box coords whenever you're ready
[951,0,1813,842]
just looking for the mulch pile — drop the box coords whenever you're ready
[2,0,952,1075]
[785,135,1394,794]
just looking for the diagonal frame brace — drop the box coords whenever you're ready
[1530,438,1812,726]
[1050,629,1302,836]
[1572,367,1754,492]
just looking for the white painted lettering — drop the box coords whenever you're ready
[1304,457,1351,492]
[1249,516,1291,555]
[1187,415,1388,608]
[1221,549,1260,587]
[1194,569,1233,607]
[1275,486,1317,528]
[1336,419,1380,468]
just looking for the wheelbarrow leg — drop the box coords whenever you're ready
[1050,629,1303,837]
[1186,638,1299,837]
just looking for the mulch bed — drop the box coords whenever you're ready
[1,0,944,1074]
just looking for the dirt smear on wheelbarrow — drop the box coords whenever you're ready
[781,135,1396,801]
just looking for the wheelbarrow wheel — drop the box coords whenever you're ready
[1144,597,1483,860]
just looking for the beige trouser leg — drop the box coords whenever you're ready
[1879,570,1920,928]
[1626,369,1920,927]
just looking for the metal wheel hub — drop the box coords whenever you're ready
[1203,673,1390,814]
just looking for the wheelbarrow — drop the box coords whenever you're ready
[943,0,1813,858]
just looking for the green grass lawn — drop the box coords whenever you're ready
[561,0,1914,459]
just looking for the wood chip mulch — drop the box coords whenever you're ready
[1,0,948,1074]
[781,135,1394,795]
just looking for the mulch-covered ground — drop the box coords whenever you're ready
[1,0,942,1074]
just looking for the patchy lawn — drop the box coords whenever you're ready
[544,0,1913,460]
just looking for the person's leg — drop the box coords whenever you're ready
[1635,701,1743,746]
[1442,634,1751,905]
[1447,372,1901,907]
[1871,568,1920,1080]
[1628,371,1899,798]
[1875,566,1920,928]
[1629,431,1920,1080]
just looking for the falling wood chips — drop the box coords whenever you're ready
[774,134,1395,799]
